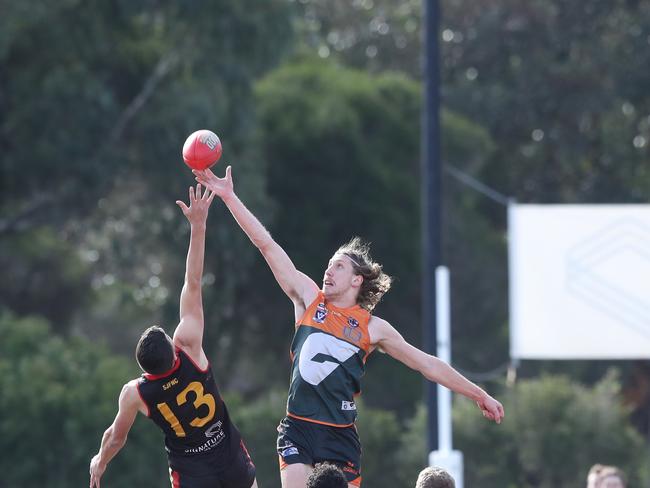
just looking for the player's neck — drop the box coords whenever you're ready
[324,290,358,309]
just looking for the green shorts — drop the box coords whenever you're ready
[277,416,362,485]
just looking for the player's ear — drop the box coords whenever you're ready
[352,275,363,287]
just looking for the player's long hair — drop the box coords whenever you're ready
[336,237,393,312]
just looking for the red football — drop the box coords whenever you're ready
[182,129,222,170]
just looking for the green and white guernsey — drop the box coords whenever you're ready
[287,292,372,427]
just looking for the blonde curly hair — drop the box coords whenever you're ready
[335,237,393,311]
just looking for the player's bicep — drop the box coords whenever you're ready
[173,315,203,350]
[374,321,431,373]
[295,271,320,304]
[179,281,203,323]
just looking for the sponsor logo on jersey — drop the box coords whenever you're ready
[313,303,328,323]
[341,400,357,411]
[205,420,223,438]
[282,446,299,458]
[347,317,359,328]
[184,425,225,454]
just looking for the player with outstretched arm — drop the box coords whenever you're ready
[194,166,504,488]
[89,184,257,488]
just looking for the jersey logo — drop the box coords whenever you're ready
[343,326,363,343]
[313,303,328,323]
[282,446,299,457]
[298,333,359,385]
[347,317,359,327]
[205,420,223,438]
[341,401,356,411]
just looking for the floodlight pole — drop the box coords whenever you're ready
[422,0,441,455]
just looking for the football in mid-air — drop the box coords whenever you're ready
[182,129,222,170]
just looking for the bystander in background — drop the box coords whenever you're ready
[415,466,456,488]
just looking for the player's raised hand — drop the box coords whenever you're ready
[193,166,234,201]
[176,183,215,225]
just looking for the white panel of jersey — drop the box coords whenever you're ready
[298,332,360,386]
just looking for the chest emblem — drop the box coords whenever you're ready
[313,302,328,323]
[343,325,363,343]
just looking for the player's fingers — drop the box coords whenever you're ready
[206,191,216,204]
[176,201,189,213]
[225,165,232,181]
[189,185,195,202]
[196,183,202,199]
[488,408,501,423]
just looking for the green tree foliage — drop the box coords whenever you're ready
[227,390,287,487]
[441,0,650,206]
[293,0,422,74]
[0,0,295,366]
[0,309,167,487]
[452,373,650,487]
[0,228,93,329]
[355,402,407,488]
[395,375,650,487]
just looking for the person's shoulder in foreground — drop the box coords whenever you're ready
[415,466,456,488]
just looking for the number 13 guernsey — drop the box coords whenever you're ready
[287,292,372,427]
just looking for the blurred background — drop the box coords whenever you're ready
[1,0,649,486]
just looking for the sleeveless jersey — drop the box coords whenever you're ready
[287,292,372,426]
[137,349,241,475]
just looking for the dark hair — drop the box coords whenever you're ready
[306,463,348,488]
[416,466,456,488]
[336,237,393,311]
[135,325,174,374]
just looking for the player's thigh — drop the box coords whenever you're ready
[280,462,313,488]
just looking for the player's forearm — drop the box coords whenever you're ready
[184,223,207,288]
[223,193,274,251]
[424,356,486,402]
[97,426,126,468]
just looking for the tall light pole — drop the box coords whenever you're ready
[421,0,441,454]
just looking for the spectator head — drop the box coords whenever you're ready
[587,464,605,488]
[306,463,348,488]
[596,466,626,488]
[415,466,456,488]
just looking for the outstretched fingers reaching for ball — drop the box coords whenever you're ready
[175,183,216,224]
[192,166,234,202]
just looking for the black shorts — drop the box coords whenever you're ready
[277,416,362,485]
[170,440,256,488]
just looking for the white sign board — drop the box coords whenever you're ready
[508,204,650,359]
